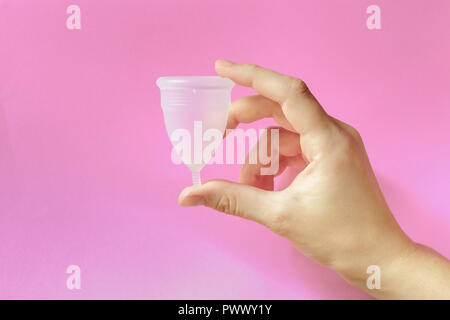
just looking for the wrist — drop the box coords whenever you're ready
[332,228,416,297]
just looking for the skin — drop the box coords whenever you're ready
[178,59,450,299]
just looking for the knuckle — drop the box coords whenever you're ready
[340,131,355,149]
[347,126,363,143]
[289,78,310,96]
[214,194,238,216]
[331,124,357,151]
[338,134,356,157]
[247,63,259,70]
[245,63,259,73]
[326,126,354,157]
[330,130,361,168]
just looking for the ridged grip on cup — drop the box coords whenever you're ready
[157,76,234,107]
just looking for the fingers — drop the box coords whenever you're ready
[227,94,295,132]
[239,127,307,190]
[215,59,331,137]
[178,180,281,227]
[216,60,298,103]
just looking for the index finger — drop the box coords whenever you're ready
[215,60,330,136]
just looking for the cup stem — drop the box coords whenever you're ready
[191,171,202,185]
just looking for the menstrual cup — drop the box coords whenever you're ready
[156,76,234,185]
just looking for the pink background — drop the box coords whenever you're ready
[0,0,449,299]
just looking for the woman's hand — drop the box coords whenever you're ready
[178,60,450,299]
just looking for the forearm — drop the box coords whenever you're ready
[342,242,450,299]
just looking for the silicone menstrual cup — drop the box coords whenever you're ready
[156,76,234,185]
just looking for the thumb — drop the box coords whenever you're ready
[178,179,280,226]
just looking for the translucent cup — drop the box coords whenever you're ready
[156,76,234,185]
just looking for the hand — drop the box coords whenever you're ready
[178,60,450,299]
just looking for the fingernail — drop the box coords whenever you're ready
[215,59,235,69]
[179,187,206,207]
[180,195,206,207]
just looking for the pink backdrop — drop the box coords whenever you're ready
[0,0,449,299]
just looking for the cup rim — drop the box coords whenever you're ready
[156,76,234,89]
